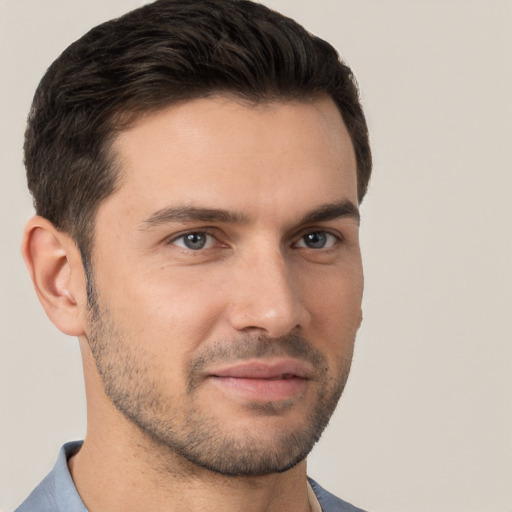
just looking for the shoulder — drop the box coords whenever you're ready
[15,442,86,512]
[308,478,368,512]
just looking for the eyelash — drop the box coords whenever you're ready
[170,231,219,251]
[293,231,340,249]
[168,229,342,252]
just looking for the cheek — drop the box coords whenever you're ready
[302,264,363,342]
[304,259,363,306]
[118,269,229,348]
[91,274,228,395]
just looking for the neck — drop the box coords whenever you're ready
[69,429,311,512]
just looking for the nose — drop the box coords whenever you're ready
[226,248,310,338]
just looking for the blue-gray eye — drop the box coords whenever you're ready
[173,232,215,250]
[296,231,337,249]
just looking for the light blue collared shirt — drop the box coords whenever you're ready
[15,442,86,512]
[15,441,367,512]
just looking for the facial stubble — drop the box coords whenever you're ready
[85,275,355,477]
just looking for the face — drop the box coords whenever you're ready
[85,95,363,476]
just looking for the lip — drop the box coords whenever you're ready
[206,358,312,402]
[208,358,313,380]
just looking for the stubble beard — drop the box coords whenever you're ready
[85,276,355,477]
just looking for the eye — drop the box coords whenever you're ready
[171,232,216,250]
[295,231,338,249]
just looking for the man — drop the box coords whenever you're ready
[17,0,372,510]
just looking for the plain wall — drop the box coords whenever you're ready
[1,1,511,511]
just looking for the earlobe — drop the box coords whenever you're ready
[22,216,87,336]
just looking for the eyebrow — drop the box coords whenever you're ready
[298,200,360,226]
[140,206,249,229]
[139,200,359,230]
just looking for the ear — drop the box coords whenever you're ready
[22,216,88,336]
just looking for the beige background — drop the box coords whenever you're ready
[1,1,511,511]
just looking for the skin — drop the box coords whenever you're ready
[23,95,363,512]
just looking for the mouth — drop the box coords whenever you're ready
[206,359,312,402]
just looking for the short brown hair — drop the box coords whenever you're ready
[25,0,372,260]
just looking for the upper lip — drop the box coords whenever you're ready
[208,359,313,380]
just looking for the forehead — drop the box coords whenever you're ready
[107,95,357,222]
